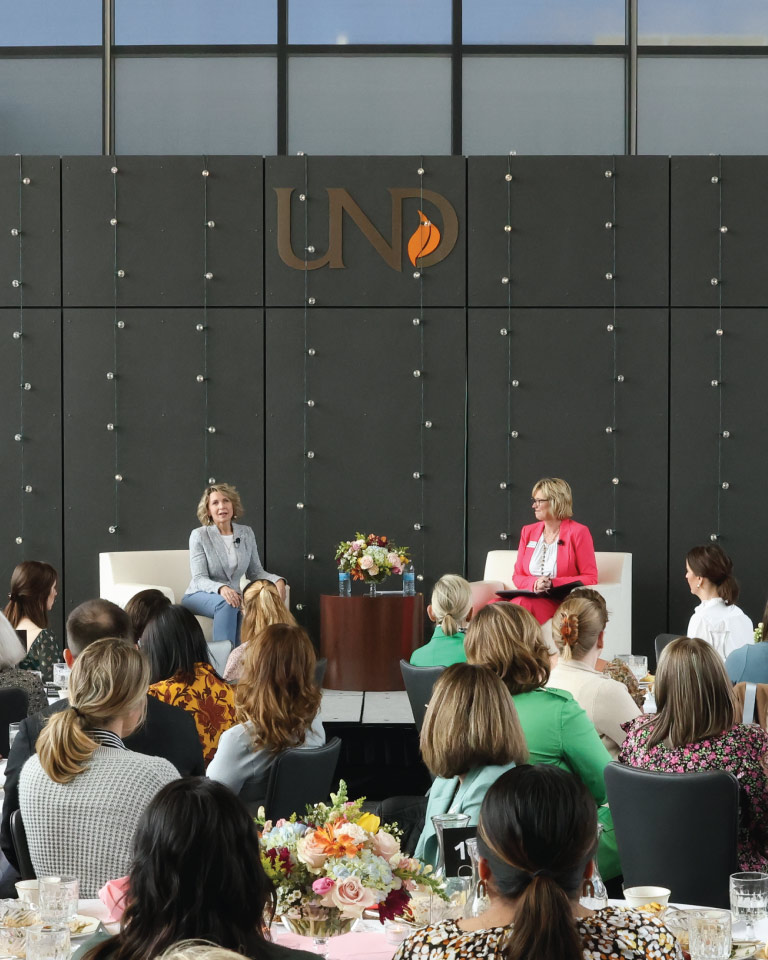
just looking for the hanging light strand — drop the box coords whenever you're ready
[499,155,514,544]
[202,157,212,483]
[414,157,426,576]
[608,159,618,539]
[300,154,311,610]
[715,158,725,538]
[15,156,26,547]
[110,160,121,539]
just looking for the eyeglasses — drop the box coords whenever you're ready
[531,499,550,506]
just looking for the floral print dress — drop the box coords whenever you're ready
[148,662,236,765]
[18,628,61,684]
[619,717,768,870]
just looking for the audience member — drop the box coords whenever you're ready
[726,596,768,683]
[222,580,297,683]
[125,589,171,643]
[3,560,60,682]
[620,635,768,871]
[410,574,472,667]
[395,765,682,960]
[548,593,640,758]
[158,943,314,960]
[464,603,619,879]
[144,605,236,765]
[685,544,753,658]
[414,663,527,867]
[0,613,46,715]
[77,778,316,960]
[207,624,323,812]
[19,638,178,896]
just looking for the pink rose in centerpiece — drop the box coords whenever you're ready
[331,877,377,918]
[387,552,400,566]
[350,540,364,551]
[371,830,400,860]
[368,564,379,576]
[312,877,336,906]
[359,555,374,570]
[296,831,330,872]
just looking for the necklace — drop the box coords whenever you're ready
[542,526,561,544]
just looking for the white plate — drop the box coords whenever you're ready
[69,915,100,938]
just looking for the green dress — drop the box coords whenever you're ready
[410,626,467,667]
[18,628,61,684]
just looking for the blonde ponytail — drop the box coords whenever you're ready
[431,575,472,637]
[554,595,607,662]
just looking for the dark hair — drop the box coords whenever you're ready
[142,605,212,685]
[686,544,739,605]
[4,561,57,630]
[66,599,132,657]
[125,589,171,643]
[477,765,597,960]
[85,778,276,960]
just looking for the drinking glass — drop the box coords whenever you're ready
[617,654,648,680]
[8,723,20,750]
[52,663,70,693]
[25,923,70,960]
[730,871,768,939]
[39,876,79,923]
[687,909,732,960]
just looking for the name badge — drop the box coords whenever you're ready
[527,541,538,548]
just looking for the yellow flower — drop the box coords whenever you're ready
[356,812,381,834]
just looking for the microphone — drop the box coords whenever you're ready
[234,537,241,546]
[557,540,564,546]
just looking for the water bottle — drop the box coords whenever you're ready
[338,570,351,598]
[403,562,415,596]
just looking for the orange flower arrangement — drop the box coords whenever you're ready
[313,823,363,859]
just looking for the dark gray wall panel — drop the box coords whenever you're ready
[0,158,61,308]
[62,157,263,308]
[63,308,264,613]
[468,156,669,308]
[669,309,767,635]
[265,308,466,639]
[264,157,465,307]
[467,308,669,657]
[0,309,64,638]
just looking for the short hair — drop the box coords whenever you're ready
[66,599,132,657]
[647,636,736,749]
[531,477,573,520]
[125,589,171,643]
[420,663,527,779]
[464,603,550,694]
[0,612,27,669]
[686,544,739,605]
[554,594,608,661]
[141,605,212,685]
[196,483,244,527]
[3,560,58,630]
[430,574,473,637]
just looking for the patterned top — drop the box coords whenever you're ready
[18,628,61,684]
[393,909,683,960]
[0,667,47,716]
[148,662,236,765]
[223,641,249,683]
[602,658,645,709]
[619,716,768,870]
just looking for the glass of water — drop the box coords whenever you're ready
[52,663,70,694]
[25,923,70,960]
[688,909,732,960]
[730,871,768,940]
[8,722,20,751]
[617,654,648,680]
[39,876,79,924]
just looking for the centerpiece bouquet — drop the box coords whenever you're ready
[334,533,410,585]
[259,781,443,941]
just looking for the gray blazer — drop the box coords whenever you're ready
[184,523,279,596]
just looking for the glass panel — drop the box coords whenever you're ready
[640,0,768,46]
[288,56,451,155]
[463,56,625,155]
[288,0,451,44]
[115,0,277,45]
[3,0,101,46]
[115,57,276,154]
[464,0,624,45]
[638,57,768,154]
[0,59,101,154]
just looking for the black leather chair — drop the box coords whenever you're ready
[314,657,328,688]
[0,688,28,757]
[264,737,342,821]
[10,810,35,881]
[605,762,739,907]
[654,633,679,666]
[400,660,445,732]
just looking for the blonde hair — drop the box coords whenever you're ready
[430,574,472,636]
[646,636,736,749]
[241,581,297,643]
[554,595,608,662]
[159,943,246,960]
[464,603,550,694]
[531,477,573,520]
[36,637,149,784]
[421,663,527,779]
[196,483,244,526]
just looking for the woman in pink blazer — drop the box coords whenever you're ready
[511,477,597,625]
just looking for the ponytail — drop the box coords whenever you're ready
[37,708,100,784]
[687,544,740,606]
[717,575,739,606]
[430,575,472,638]
[500,874,583,960]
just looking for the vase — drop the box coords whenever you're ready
[366,581,377,598]
[280,912,356,956]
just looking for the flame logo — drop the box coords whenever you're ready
[407,210,441,266]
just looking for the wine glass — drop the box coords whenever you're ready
[729,871,768,940]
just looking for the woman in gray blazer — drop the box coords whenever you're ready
[181,484,285,647]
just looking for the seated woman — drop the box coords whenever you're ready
[414,663,527,867]
[548,593,640,758]
[3,560,61,682]
[685,544,753,658]
[125,588,171,643]
[19,638,178,896]
[222,580,297,683]
[727,597,768,683]
[464,602,619,880]
[143,605,236,765]
[77,779,316,960]
[620,635,768,871]
[207,624,324,813]
[411,574,473,667]
[395,765,682,960]
[0,613,46,715]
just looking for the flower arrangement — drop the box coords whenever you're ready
[755,623,764,643]
[335,533,410,584]
[259,781,443,935]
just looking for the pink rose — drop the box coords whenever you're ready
[331,877,377,918]
[392,565,402,576]
[359,555,374,570]
[387,552,399,565]
[369,564,379,576]
[296,832,329,872]
[312,877,335,895]
[372,830,400,860]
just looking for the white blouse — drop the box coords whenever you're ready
[529,534,559,578]
[686,597,754,660]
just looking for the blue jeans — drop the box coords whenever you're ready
[182,591,242,647]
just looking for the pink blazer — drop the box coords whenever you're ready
[512,518,598,590]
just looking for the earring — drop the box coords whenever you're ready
[477,879,487,897]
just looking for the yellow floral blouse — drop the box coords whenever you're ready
[148,662,236,765]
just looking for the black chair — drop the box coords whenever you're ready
[654,633,679,666]
[400,660,445,732]
[0,688,28,757]
[264,736,342,820]
[10,810,35,881]
[605,762,739,907]
[314,657,328,688]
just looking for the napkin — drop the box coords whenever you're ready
[98,876,130,922]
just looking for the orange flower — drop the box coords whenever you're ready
[312,824,363,858]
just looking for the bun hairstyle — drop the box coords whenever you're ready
[686,544,739,606]
[555,595,608,662]
[4,560,57,630]
[477,765,597,960]
[430,574,472,637]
